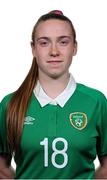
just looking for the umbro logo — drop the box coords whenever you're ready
[24,116,36,125]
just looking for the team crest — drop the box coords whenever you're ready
[70,112,87,130]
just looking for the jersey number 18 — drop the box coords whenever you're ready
[40,137,68,168]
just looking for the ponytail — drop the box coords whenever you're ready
[7,58,38,151]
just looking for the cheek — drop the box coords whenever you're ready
[35,48,47,59]
[64,51,73,61]
[64,52,74,66]
[35,54,46,67]
[62,47,73,56]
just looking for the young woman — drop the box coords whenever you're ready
[0,10,107,179]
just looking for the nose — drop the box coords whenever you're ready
[49,43,60,57]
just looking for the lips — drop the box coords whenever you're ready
[47,60,63,63]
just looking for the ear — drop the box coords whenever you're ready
[73,42,77,56]
[30,41,36,57]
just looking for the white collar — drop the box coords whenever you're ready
[33,74,76,108]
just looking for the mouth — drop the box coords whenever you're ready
[47,60,63,64]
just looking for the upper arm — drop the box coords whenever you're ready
[96,94,107,157]
[0,155,8,168]
[0,101,11,155]
[0,99,15,178]
[0,154,11,168]
[95,156,107,178]
[98,156,107,168]
[0,154,15,179]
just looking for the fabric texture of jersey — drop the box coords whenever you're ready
[0,83,107,179]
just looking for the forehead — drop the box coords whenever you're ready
[35,19,72,37]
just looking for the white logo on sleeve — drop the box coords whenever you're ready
[24,116,35,125]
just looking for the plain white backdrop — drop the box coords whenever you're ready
[0,0,107,170]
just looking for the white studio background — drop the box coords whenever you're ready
[0,0,107,170]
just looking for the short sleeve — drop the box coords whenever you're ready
[96,93,107,157]
[0,99,11,155]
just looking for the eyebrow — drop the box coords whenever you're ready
[36,35,72,41]
[36,37,49,42]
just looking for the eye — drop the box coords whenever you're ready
[38,40,49,47]
[59,39,70,46]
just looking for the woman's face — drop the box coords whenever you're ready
[32,19,77,79]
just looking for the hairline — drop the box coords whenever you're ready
[32,14,77,44]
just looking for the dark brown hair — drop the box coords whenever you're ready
[7,10,77,152]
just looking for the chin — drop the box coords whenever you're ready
[48,72,64,79]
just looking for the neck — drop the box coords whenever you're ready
[38,72,70,98]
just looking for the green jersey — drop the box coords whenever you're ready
[0,83,107,179]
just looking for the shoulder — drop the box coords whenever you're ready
[0,93,14,109]
[0,94,13,127]
[76,83,107,103]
